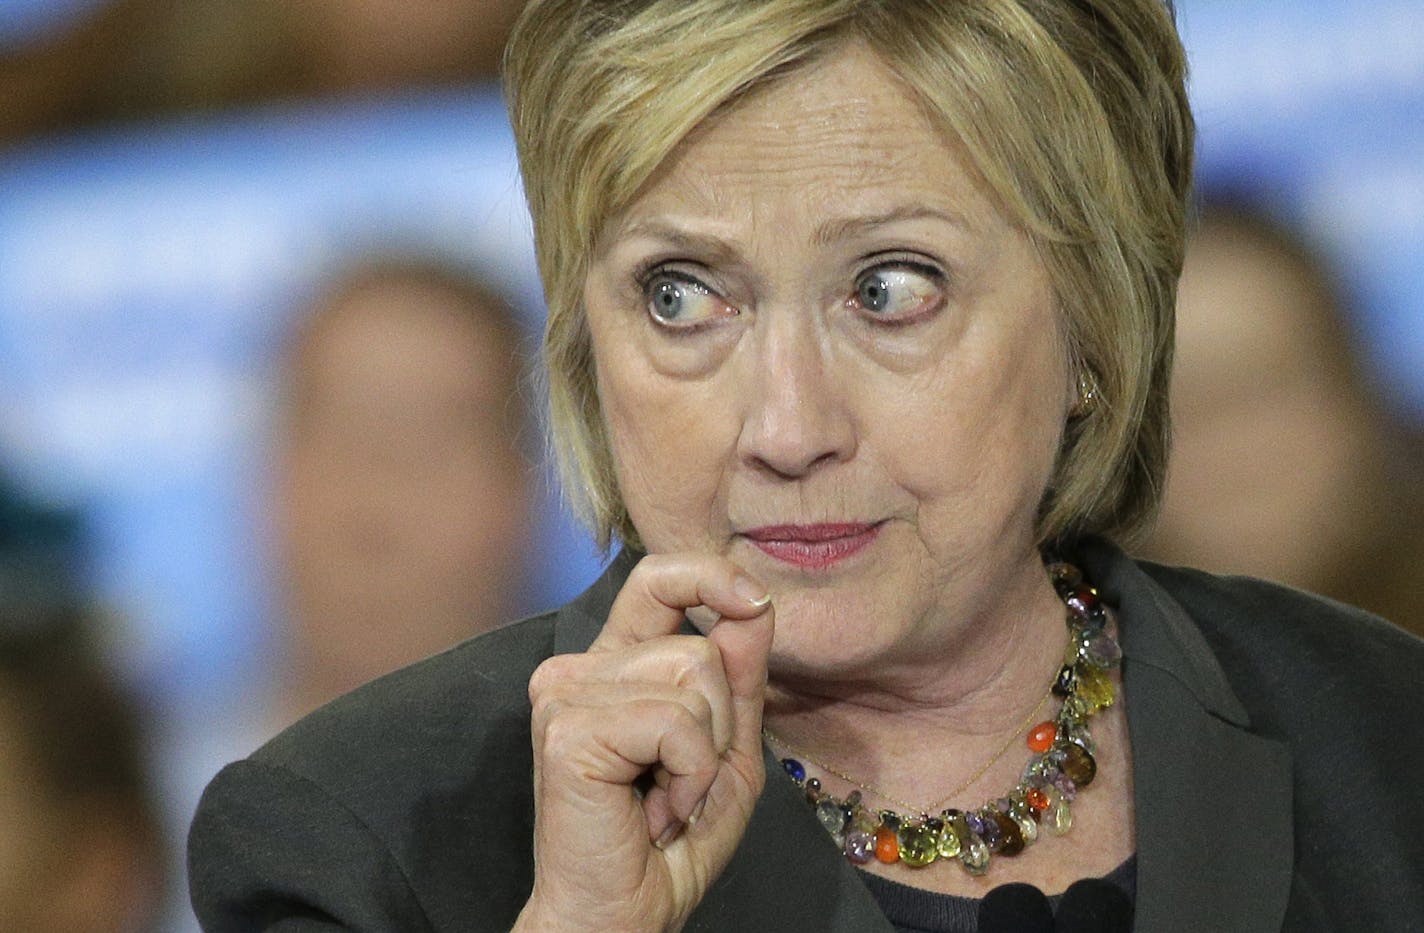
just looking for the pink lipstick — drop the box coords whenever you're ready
[741,522,881,569]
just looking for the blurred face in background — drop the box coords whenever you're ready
[1148,219,1378,588]
[294,0,528,87]
[277,272,533,717]
[0,684,157,933]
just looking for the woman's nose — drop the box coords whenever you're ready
[737,323,856,478]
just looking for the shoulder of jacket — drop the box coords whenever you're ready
[1137,559,1424,702]
[252,610,560,780]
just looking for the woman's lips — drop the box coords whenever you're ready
[740,522,882,569]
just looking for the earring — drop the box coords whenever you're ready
[1072,371,1099,418]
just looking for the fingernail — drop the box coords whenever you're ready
[688,797,707,827]
[654,822,683,849]
[734,574,771,608]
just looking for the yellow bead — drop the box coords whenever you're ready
[1076,666,1116,712]
[1052,798,1073,835]
[1012,810,1038,845]
[898,824,938,867]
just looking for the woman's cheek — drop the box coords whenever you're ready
[602,374,736,552]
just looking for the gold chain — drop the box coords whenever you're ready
[762,686,1053,815]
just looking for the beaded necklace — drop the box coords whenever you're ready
[763,688,1052,815]
[765,558,1121,875]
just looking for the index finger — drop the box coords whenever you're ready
[591,552,771,652]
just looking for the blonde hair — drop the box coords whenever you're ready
[505,0,1192,550]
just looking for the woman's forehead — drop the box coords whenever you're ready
[602,44,1004,251]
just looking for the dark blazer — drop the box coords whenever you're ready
[189,539,1424,931]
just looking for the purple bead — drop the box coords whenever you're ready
[965,812,988,838]
[781,758,805,783]
[1053,772,1078,801]
[844,830,875,864]
[1084,632,1122,667]
[976,812,1003,848]
[1065,588,1108,628]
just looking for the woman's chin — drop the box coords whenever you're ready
[763,591,927,682]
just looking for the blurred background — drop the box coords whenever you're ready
[0,1,1420,930]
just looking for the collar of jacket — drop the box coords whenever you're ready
[549,540,1294,932]
[1078,536,1294,932]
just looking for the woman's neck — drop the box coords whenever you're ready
[760,552,1071,812]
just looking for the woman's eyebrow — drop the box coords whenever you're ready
[611,219,746,264]
[813,205,976,246]
[609,205,975,260]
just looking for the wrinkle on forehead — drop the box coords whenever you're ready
[604,42,1001,248]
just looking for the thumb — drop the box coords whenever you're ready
[706,598,774,755]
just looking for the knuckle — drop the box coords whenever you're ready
[630,697,694,737]
[664,650,700,686]
[637,552,676,574]
[663,704,716,758]
[630,551,726,597]
[629,552,669,590]
[691,635,724,672]
[666,635,720,684]
[667,701,700,732]
[528,653,576,699]
[682,688,713,724]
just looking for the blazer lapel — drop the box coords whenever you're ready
[1083,539,1295,933]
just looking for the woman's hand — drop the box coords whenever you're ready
[514,553,775,933]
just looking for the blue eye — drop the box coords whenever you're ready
[857,273,891,312]
[643,271,732,327]
[851,265,943,321]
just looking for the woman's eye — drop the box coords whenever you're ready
[850,265,944,321]
[643,272,733,328]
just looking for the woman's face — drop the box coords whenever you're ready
[584,44,1073,678]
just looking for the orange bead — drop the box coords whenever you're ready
[874,825,901,864]
[1026,787,1050,812]
[1027,721,1057,753]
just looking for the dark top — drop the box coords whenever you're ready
[860,855,1137,932]
[188,538,1424,931]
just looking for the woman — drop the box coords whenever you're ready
[188,1,1424,931]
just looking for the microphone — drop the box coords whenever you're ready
[978,882,1053,933]
[1054,877,1134,932]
